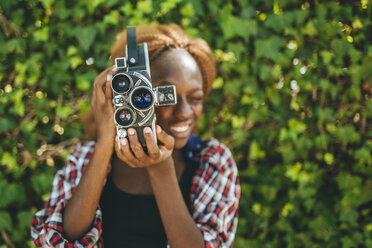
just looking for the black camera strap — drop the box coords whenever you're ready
[127,26,138,65]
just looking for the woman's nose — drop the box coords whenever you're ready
[174,98,192,119]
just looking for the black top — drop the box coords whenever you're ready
[99,150,198,248]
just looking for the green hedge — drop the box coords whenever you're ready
[1,0,371,247]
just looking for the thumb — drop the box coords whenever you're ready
[156,125,174,150]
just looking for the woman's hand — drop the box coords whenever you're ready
[115,125,175,171]
[91,67,116,149]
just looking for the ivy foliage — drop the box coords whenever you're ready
[0,0,371,247]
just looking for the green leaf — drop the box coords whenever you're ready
[67,46,78,56]
[249,140,266,160]
[33,27,49,42]
[56,105,74,120]
[212,77,223,89]
[320,50,334,64]
[103,10,120,25]
[0,153,17,173]
[324,153,334,165]
[331,39,351,58]
[82,0,105,13]
[160,0,182,13]
[180,2,194,17]
[69,56,82,69]
[335,125,360,146]
[74,26,97,51]
[267,87,280,107]
[77,76,91,91]
[137,0,153,14]
[31,173,54,196]
[17,210,35,229]
[354,148,372,165]
[0,211,13,231]
[285,162,302,181]
[337,172,362,191]
[39,0,55,9]
[308,215,334,240]
[301,20,318,36]
[288,119,306,134]
[340,208,359,226]
[265,13,285,31]
[0,118,17,133]
[255,36,286,62]
[221,17,257,40]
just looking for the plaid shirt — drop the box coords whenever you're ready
[31,135,240,248]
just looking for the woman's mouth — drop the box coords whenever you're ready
[169,123,192,138]
[171,125,189,132]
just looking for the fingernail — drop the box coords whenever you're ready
[144,127,151,134]
[128,129,135,135]
[106,74,110,81]
[121,138,127,146]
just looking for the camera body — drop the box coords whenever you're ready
[112,26,177,149]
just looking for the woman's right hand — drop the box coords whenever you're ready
[64,68,117,240]
[91,67,116,149]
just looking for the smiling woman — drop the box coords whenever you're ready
[31,24,240,248]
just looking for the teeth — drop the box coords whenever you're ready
[171,125,189,132]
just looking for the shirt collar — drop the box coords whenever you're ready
[184,134,205,162]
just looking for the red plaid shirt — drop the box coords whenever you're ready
[31,135,240,247]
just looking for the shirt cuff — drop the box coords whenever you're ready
[31,198,102,247]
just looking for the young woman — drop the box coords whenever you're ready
[31,24,240,248]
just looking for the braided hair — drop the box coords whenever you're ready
[82,24,216,140]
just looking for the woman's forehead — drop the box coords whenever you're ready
[151,48,200,73]
[150,49,203,89]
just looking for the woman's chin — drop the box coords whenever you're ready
[172,135,192,150]
[165,125,193,150]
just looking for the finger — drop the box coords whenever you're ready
[95,83,106,104]
[143,127,160,159]
[94,68,113,103]
[115,137,137,168]
[102,66,117,104]
[105,75,113,102]
[94,67,112,90]
[156,125,174,150]
[128,128,147,160]
[158,145,173,161]
[107,65,118,94]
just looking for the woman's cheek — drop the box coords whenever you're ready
[155,106,173,126]
[192,103,203,120]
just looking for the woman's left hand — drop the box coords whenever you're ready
[115,125,175,170]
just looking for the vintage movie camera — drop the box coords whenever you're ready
[112,26,177,150]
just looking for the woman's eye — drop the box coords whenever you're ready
[190,96,203,102]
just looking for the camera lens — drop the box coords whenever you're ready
[114,107,136,127]
[131,87,154,111]
[112,74,132,94]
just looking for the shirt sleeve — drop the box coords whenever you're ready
[191,139,241,248]
[31,142,103,248]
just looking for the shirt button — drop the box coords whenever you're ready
[188,151,193,159]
